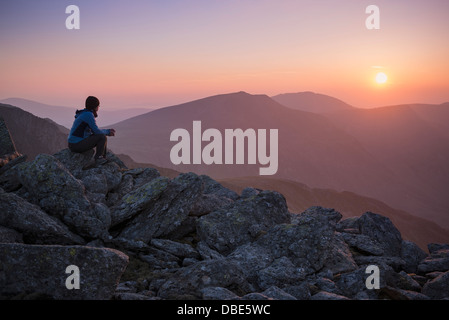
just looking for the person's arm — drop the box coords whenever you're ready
[84,112,111,136]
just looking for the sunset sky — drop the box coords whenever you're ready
[1,0,448,109]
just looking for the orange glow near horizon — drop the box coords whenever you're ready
[0,1,448,109]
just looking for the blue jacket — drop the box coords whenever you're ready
[68,109,111,144]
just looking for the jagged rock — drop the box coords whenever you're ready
[196,241,224,260]
[200,175,239,200]
[0,190,85,245]
[201,287,240,300]
[123,167,160,189]
[256,256,306,290]
[16,154,111,239]
[0,225,23,243]
[110,176,170,227]
[417,244,449,274]
[341,232,384,256]
[0,243,128,300]
[150,239,200,259]
[401,240,428,273]
[157,259,253,299]
[428,243,449,253]
[189,193,234,217]
[261,286,297,300]
[139,248,180,270]
[353,256,406,272]
[421,271,449,299]
[379,286,430,300]
[118,172,203,243]
[53,148,126,173]
[418,243,449,274]
[197,190,290,254]
[282,283,311,300]
[357,212,403,256]
[226,207,344,291]
[324,233,358,274]
[394,271,422,292]
[240,293,271,300]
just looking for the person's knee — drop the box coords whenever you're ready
[96,134,107,142]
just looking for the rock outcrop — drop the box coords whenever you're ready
[1,147,448,300]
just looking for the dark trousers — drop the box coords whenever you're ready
[68,134,107,159]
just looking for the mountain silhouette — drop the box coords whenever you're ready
[0,98,153,129]
[106,91,449,229]
[0,103,68,160]
[272,91,354,113]
[321,103,449,228]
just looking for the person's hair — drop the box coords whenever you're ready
[85,96,100,118]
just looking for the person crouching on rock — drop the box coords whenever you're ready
[68,96,116,169]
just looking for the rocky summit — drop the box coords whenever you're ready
[0,149,449,300]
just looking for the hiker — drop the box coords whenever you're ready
[68,96,116,167]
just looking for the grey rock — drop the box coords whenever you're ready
[0,225,23,243]
[256,256,306,290]
[353,256,406,272]
[110,176,170,226]
[0,243,128,300]
[157,259,252,299]
[379,286,430,300]
[261,286,297,300]
[17,154,110,239]
[417,245,449,274]
[282,283,311,300]
[240,293,271,300]
[196,241,224,260]
[0,191,85,245]
[189,193,234,217]
[428,243,449,254]
[324,233,358,274]
[197,190,290,254]
[342,232,384,256]
[401,240,428,273]
[150,238,199,259]
[422,271,449,299]
[125,167,160,190]
[358,212,403,256]
[118,172,203,243]
[200,175,239,200]
[201,287,240,300]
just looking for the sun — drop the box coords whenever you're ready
[375,72,388,84]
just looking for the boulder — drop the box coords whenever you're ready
[110,176,170,227]
[0,189,85,245]
[157,259,253,299]
[417,243,449,274]
[16,154,111,239]
[118,172,203,243]
[357,212,403,257]
[0,243,128,300]
[422,271,449,299]
[401,240,428,273]
[197,190,290,254]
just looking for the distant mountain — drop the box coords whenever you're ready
[107,91,449,229]
[0,98,153,129]
[271,91,355,113]
[0,103,68,160]
[322,103,449,228]
[219,176,449,251]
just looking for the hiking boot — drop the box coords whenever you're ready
[95,156,108,166]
